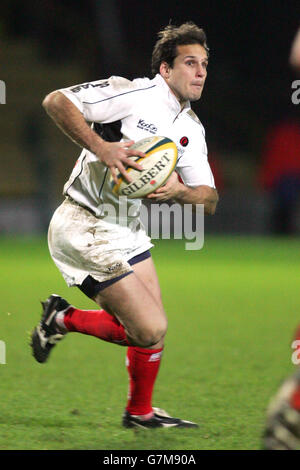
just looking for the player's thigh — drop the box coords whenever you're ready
[93,271,167,347]
[132,256,163,310]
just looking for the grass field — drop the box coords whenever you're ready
[1,235,300,450]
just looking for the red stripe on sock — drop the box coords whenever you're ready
[126,346,163,416]
[63,307,129,346]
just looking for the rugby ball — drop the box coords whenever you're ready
[111,136,177,199]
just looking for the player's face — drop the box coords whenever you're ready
[161,44,208,105]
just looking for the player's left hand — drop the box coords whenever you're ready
[147,172,182,201]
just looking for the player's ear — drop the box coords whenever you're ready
[159,62,171,79]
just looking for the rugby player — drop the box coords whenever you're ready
[263,26,300,449]
[31,22,218,429]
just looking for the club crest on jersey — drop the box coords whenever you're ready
[180,136,189,147]
[137,119,158,134]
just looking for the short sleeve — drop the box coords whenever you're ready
[59,76,137,123]
[176,136,216,188]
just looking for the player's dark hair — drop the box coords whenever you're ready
[151,22,209,76]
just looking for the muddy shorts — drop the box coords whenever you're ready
[48,198,153,295]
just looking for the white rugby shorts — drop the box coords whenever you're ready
[48,198,153,288]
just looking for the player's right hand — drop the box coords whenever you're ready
[96,140,145,184]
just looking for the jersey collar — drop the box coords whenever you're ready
[153,74,191,115]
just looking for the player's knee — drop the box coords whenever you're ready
[135,318,168,347]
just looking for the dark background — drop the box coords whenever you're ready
[1,0,300,234]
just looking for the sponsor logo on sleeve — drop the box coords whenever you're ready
[71,80,110,93]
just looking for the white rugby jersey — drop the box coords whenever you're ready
[59,73,215,220]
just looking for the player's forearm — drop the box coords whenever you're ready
[174,184,219,215]
[42,91,104,154]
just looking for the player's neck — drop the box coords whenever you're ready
[167,84,188,110]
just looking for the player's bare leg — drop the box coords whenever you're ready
[132,256,163,310]
[31,258,166,359]
[89,257,197,428]
[93,256,166,349]
[31,257,198,428]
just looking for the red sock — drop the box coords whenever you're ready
[126,346,163,416]
[291,387,300,410]
[63,307,130,346]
